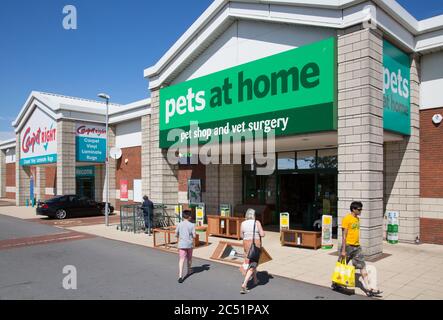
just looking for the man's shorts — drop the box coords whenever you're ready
[179,248,193,259]
[345,245,366,269]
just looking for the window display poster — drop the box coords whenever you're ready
[280,212,289,230]
[196,204,205,227]
[188,179,202,204]
[120,180,128,202]
[220,204,231,217]
[321,215,333,249]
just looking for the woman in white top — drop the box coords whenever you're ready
[239,209,265,294]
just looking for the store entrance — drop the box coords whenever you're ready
[279,173,316,230]
[276,149,338,234]
[76,177,95,200]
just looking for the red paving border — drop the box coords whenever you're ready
[0,231,96,251]
[28,215,121,227]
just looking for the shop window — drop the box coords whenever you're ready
[178,152,198,165]
[278,152,296,170]
[317,149,338,169]
[296,150,316,170]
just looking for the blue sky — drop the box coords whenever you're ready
[0,0,442,140]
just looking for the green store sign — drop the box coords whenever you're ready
[159,37,337,148]
[383,40,411,136]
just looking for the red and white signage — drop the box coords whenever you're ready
[20,108,57,166]
[120,180,129,202]
[76,124,106,138]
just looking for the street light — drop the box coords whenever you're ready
[98,93,110,226]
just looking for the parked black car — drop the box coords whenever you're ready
[36,195,114,220]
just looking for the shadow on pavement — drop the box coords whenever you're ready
[248,271,274,289]
[184,264,211,280]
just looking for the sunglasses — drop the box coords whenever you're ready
[354,208,363,211]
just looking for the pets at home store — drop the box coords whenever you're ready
[147,0,426,257]
[159,37,339,232]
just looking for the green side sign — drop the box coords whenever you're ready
[159,37,337,148]
[383,40,411,136]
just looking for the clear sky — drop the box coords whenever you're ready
[1,0,442,140]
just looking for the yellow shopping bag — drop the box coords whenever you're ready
[331,258,355,288]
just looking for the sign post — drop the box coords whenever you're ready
[321,215,334,249]
[387,211,399,244]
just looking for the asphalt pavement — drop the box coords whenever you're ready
[0,214,369,300]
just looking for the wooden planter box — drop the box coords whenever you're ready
[207,215,245,240]
[280,229,322,250]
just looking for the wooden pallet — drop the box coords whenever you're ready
[210,241,272,265]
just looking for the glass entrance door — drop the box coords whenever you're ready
[244,171,267,205]
[76,177,95,200]
[278,173,316,229]
[276,149,338,232]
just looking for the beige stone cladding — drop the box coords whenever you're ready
[384,55,421,243]
[15,134,31,206]
[421,198,443,220]
[141,114,151,198]
[35,166,46,202]
[149,89,179,207]
[337,26,384,258]
[95,164,104,202]
[56,121,76,196]
[203,163,242,214]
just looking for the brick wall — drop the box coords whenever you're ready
[6,163,15,187]
[178,164,206,192]
[420,218,443,244]
[6,163,15,199]
[115,146,141,209]
[420,107,443,198]
[45,166,56,199]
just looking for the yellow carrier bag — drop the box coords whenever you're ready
[331,258,355,288]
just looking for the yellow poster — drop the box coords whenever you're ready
[280,212,289,230]
[196,205,205,226]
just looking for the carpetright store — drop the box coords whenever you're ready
[1,0,443,258]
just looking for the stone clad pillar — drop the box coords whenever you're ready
[337,26,384,258]
[149,89,179,205]
[35,166,46,202]
[16,134,31,206]
[141,114,151,198]
[57,120,76,195]
[95,165,104,202]
[384,54,421,243]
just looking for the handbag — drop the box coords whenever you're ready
[331,257,355,288]
[247,219,262,263]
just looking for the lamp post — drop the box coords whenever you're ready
[98,93,110,226]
